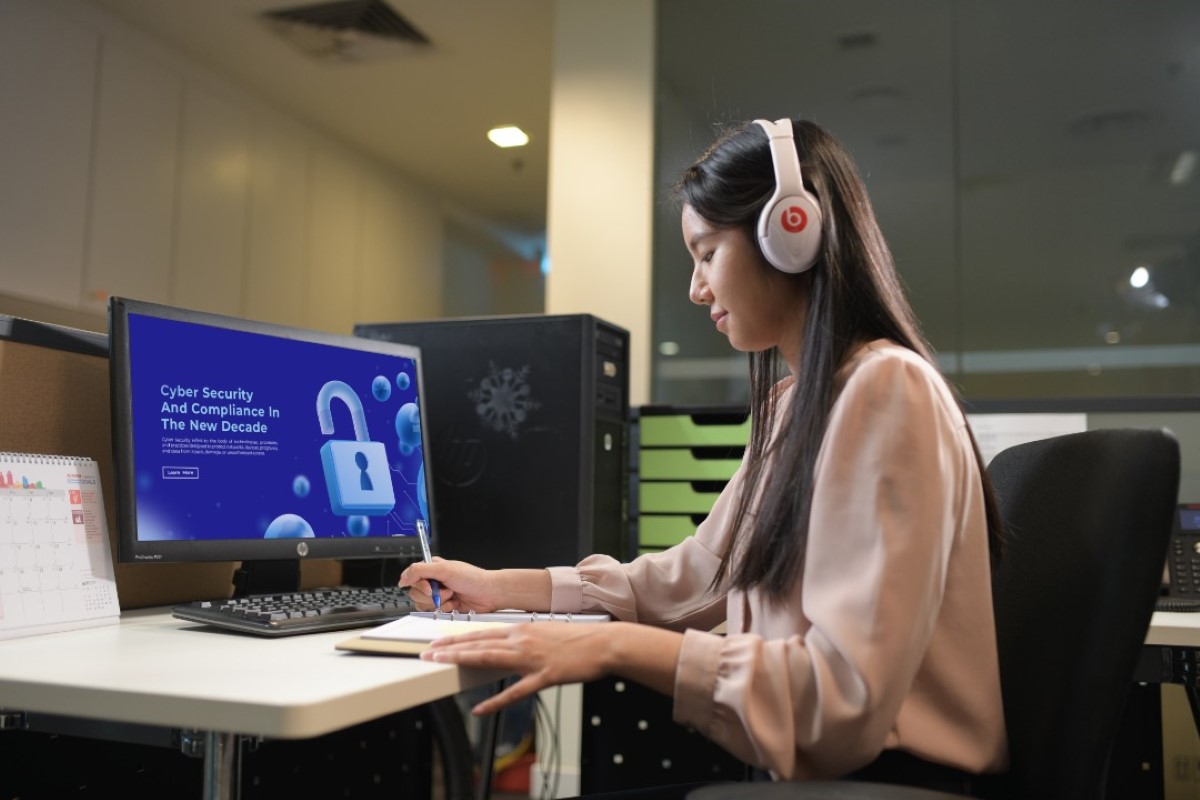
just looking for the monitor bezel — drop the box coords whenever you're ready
[109,296,437,565]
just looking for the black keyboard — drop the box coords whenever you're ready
[172,586,416,636]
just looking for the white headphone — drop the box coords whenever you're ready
[754,118,823,273]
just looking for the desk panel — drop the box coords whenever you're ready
[0,607,499,739]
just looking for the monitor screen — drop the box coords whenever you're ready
[109,297,435,567]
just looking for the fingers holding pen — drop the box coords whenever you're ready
[399,558,448,610]
[405,580,458,612]
[402,562,479,613]
[398,559,500,613]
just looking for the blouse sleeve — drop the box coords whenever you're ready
[672,350,981,779]
[546,461,748,633]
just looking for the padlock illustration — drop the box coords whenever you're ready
[316,380,395,516]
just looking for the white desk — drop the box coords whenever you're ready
[1147,610,1200,647]
[7,609,1196,799]
[0,608,502,799]
[1146,610,1200,731]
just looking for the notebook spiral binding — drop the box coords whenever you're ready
[412,609,610,623]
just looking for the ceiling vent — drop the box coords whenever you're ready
[1067,108,1156,139]
[837,31,879,52]
[261,0,431,63]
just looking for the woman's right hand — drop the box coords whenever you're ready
[398,558,500,613]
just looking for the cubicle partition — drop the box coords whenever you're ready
[0,315,345,608]
[0,316,444,800]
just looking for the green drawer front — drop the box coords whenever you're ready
[639,482,722,514]
[638,514,701,547]
[639,448,741,481]
[639,415,751,447]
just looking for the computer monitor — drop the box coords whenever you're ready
[108,297,436,595]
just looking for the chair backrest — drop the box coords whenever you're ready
[987,427,1179,797]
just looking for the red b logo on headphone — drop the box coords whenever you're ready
[781,206,808,233]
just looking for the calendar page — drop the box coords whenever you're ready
[0,453,120,639]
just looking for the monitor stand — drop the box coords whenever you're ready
[232,559,301,597]
[341,557,408,588]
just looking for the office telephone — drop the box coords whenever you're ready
[1159,504,1200,612]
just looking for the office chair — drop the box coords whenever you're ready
[689,427,1180,800]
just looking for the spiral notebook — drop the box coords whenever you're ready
[336,609,610,656]
[0,452,120,640]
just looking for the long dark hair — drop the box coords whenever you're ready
[675,119,1004,600]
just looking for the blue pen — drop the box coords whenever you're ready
[415,519,441,612]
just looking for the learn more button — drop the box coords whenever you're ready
[162,466,200,480]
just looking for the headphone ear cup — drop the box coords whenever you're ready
[757,191,822,274]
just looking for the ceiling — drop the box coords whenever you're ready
[80,0,1200,390]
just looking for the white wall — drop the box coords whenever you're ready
[442,216,545,319]
[0,0,444,334]
[537,6,659,793]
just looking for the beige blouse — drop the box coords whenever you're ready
[547,340,1007,780]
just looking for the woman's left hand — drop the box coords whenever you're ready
[421,621,619,715]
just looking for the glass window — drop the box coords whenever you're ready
[652,0,1200,404]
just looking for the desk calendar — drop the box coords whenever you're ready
[0,453,120,639]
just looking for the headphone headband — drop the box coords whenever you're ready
[752,118,823,273]
[757,119,806,202]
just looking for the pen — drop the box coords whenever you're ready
[415,518,441,612]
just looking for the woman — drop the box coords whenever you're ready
[399,118,1008,793]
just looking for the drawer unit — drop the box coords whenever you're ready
[639,481,725,514]
[639,447,741,481]
[638,514,706,548]
[632,405,750,553]
[638,412,751,447]
[585,408,751,797]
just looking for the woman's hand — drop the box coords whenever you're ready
[398,558,499,613]
[421,622,621,715]
[399,563,553,614]
[420,621,684,716]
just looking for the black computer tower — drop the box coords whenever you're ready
[353,314,629,569]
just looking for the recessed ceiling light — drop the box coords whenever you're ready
[487,126,529,148]
[1170,150,1196,185]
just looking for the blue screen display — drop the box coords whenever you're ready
[126,312,428,544]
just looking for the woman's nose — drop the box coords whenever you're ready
[689,268,708,305]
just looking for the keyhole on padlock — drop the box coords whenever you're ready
[355,451,373,491]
